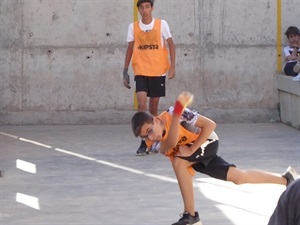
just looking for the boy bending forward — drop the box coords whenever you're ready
[131,92,298,225]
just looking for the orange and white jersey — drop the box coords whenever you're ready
[159,107,218,159]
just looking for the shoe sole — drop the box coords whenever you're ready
[172,221,203,225]
[136,152,157,156]
[190,221,203,225]
[136,151,149,156]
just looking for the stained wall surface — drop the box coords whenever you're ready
[1,0,299,124]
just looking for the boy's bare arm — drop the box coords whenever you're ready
[124,42,134,69]
[175,116,216,157]
[160,92,194,154]
[166,37,175,79]
[123,42,134,89]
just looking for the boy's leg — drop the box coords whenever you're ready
[172,157,203,225]
[136,91,147,111]
[135,75,148,111]
[226,167,287,185]
[293,54,300,73]
[172,157,196,215]
[148,76,165,116]
[149,97,160,116]
[193,154,296,186]
[135,91,149,155]
[292,55,300,80]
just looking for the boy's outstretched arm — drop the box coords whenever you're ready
[159,92,194,154]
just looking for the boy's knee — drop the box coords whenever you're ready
[227,167,247,184]
[172,157,189,169]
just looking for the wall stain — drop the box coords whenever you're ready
[52,12,58,21]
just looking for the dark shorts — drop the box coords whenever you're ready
[134,75,166,98]
[179,140,235,181]
[284,62,298,77]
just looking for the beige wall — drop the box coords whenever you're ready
[1,0,300,124]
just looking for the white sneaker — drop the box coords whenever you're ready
[282,166,298,186]
[292,73,300,81]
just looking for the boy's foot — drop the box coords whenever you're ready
[282,166,298,186]
[172,211,203,225]
[136,140,149,156]
[292,73,300,81]
[293,55,300,73]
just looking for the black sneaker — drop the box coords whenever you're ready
[136,140,149,156]
[282,166,298,186]
[172,211,202,225]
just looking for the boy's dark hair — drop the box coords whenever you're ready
[137,0,154,8]
[285,26,300,38]
[131,111,154,137]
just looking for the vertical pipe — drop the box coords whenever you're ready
[133,0,138,109]
[277,0,282,72]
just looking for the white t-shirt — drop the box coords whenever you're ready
[126,18,172,48]
[283,46,300,63]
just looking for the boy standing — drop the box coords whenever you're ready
[131,91,298,225]
[283,26,300,81]
[123,0,175,155]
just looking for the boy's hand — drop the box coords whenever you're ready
[177,91,194,109]
[173,91,194,116]
[168,67,175,79]
[123,68,131,89]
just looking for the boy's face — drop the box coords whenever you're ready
[138,2,153,19]
[288,34,300,45]
[139,118,163,142]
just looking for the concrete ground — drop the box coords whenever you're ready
[0,123,299,225]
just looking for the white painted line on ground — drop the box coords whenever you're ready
[0,132,177,183]
[19,137,52,148]
[0,132,19,139]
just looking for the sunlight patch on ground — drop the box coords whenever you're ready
[16,193,40,210]
[195,178,285,225]
[215,204,269,225]
[16,159,36,174]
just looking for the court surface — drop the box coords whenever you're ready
[1,123,299,225]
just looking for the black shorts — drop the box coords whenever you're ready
[134,75,166,98]
[284,62,298,76]
[179,140,235,181]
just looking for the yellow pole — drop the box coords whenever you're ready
[277,0,282,73]
[133,0,138,109]
[134,0,138,21]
